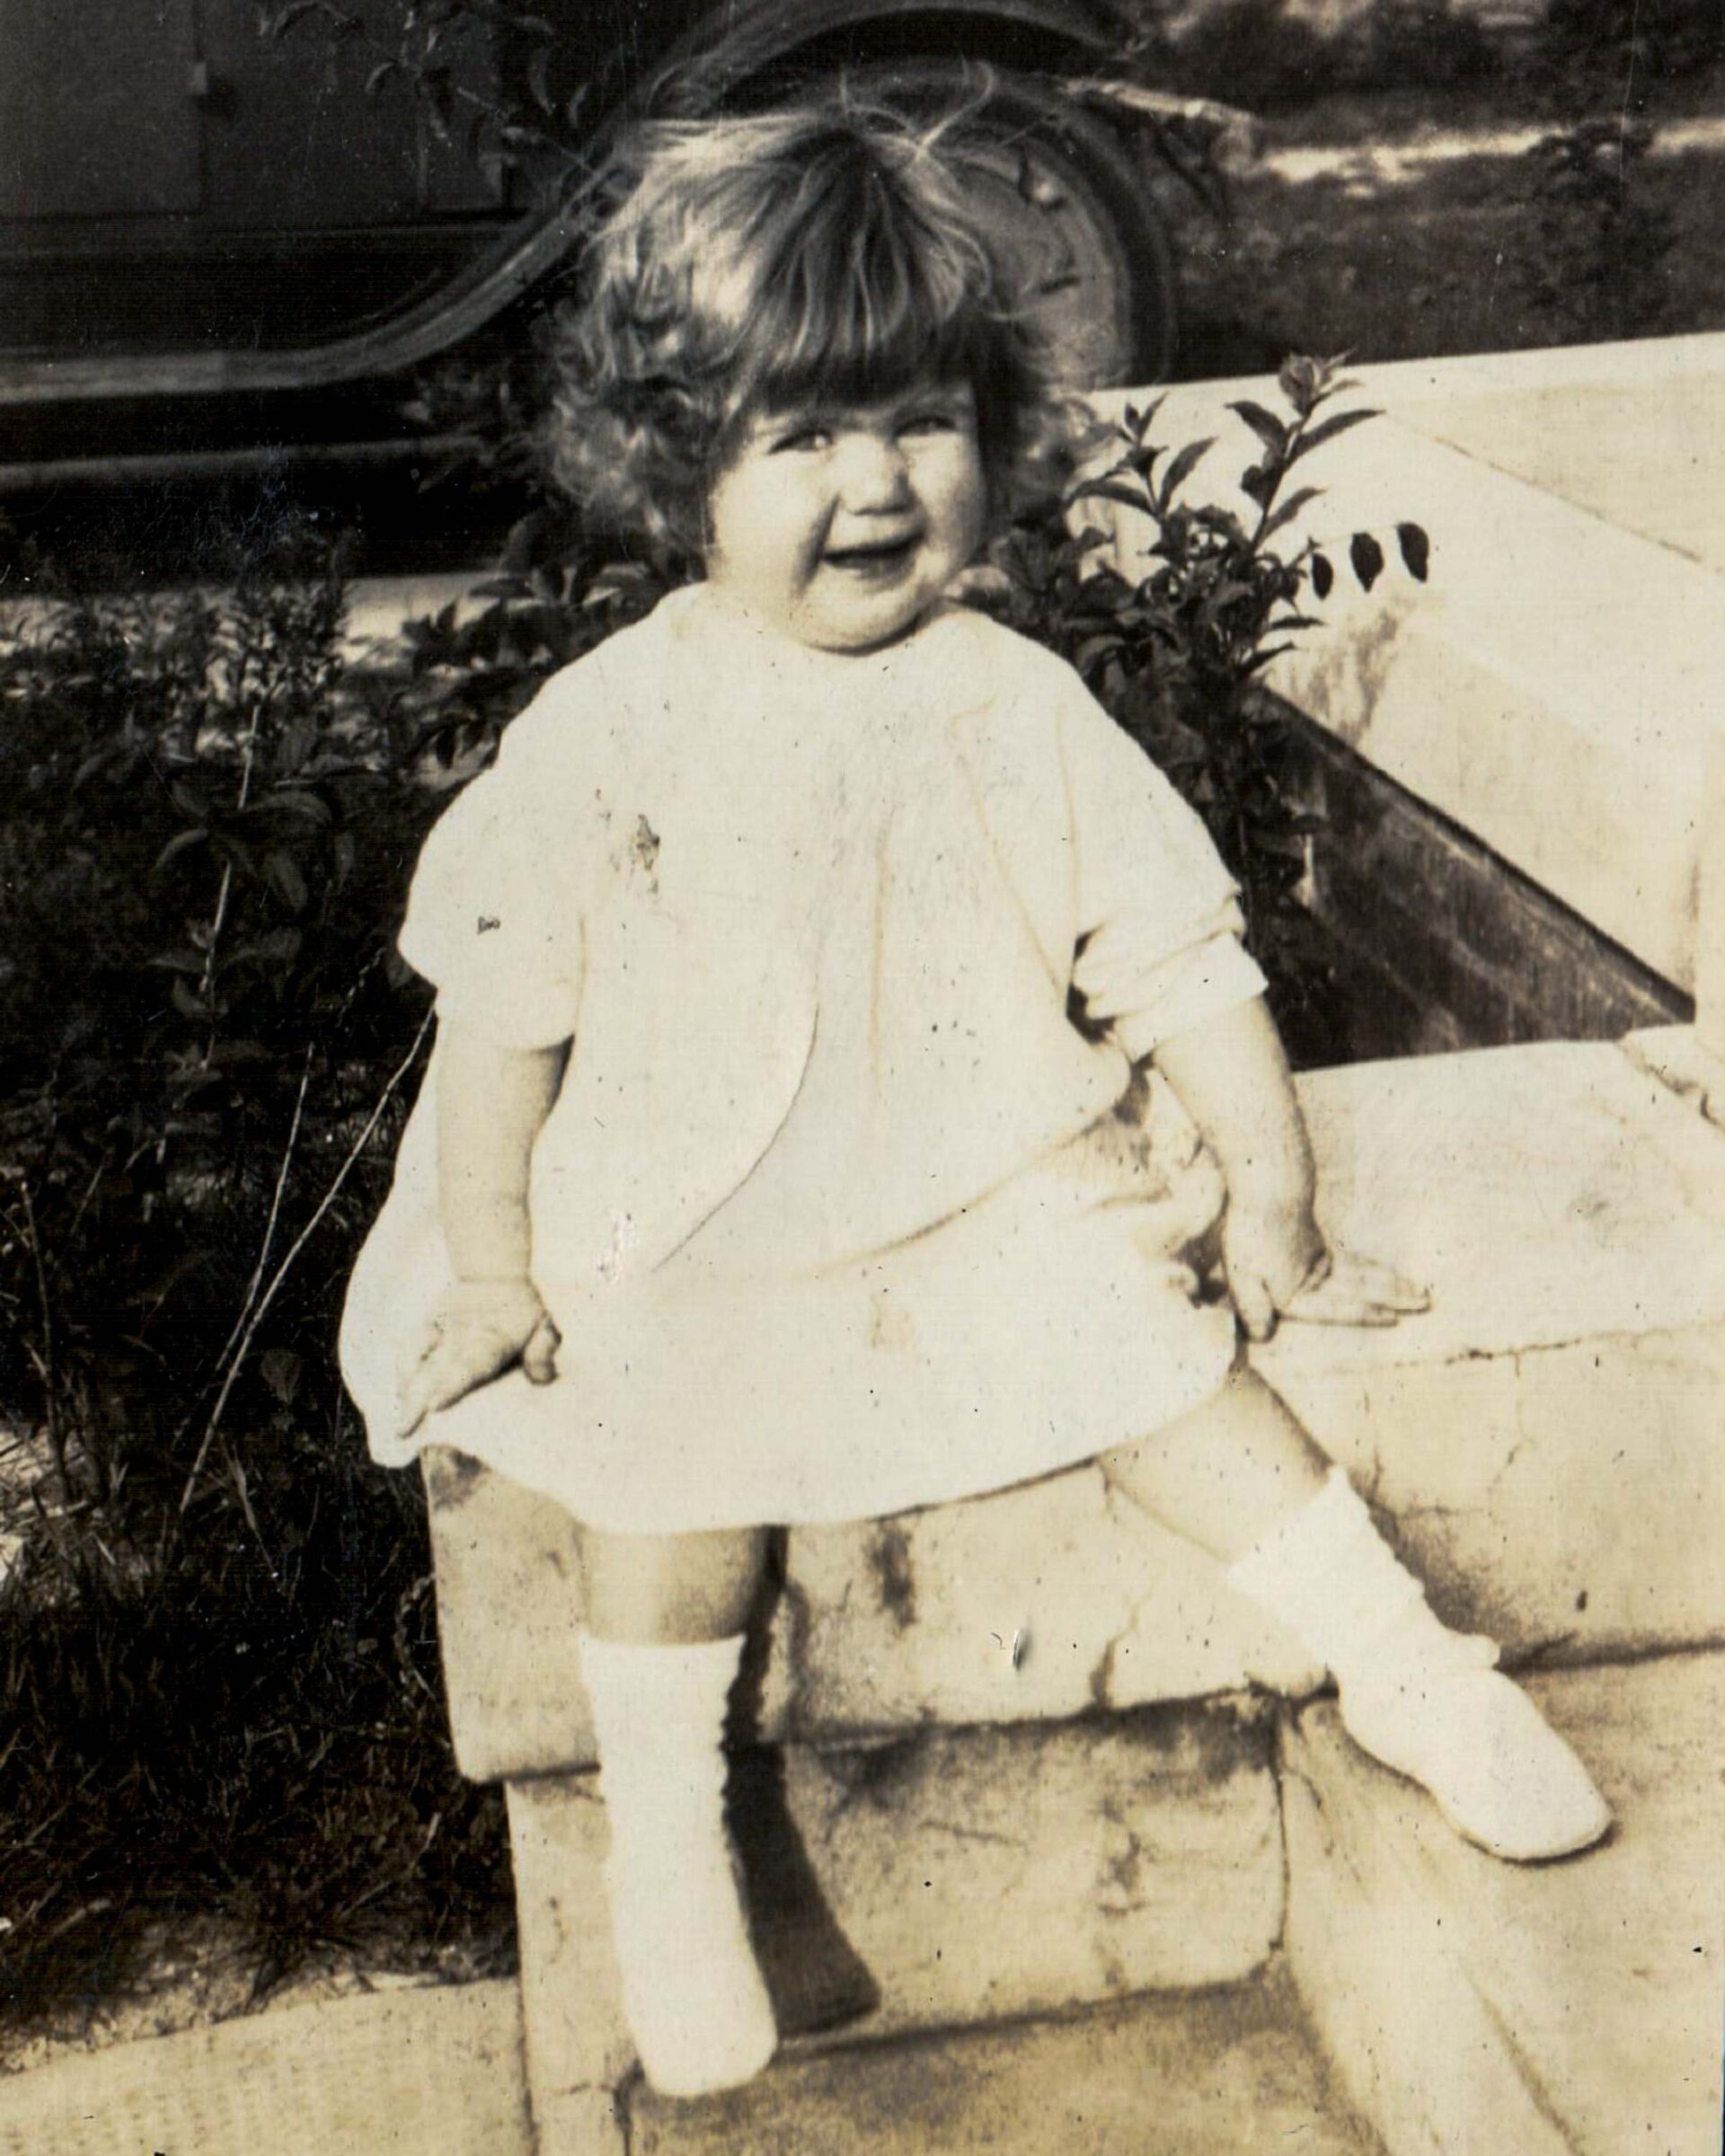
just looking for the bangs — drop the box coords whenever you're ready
[712,137,1004,421]
[548,99,1082,560]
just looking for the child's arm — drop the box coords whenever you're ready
[396,1021,569,1436]
[1154,997,1428,1340]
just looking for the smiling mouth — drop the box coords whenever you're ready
[823,535,921,573]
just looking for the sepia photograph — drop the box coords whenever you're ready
[0,3,1721,2150]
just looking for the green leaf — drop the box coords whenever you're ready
[265,851,309,915]
[1069,479,1153,517]
[1278,355,1324,411]
[1122,396,1165,442]
[1156,437,1216,509]
[1349,532,1386,591]
[1286,408,1380,470]
[261,1,319,37]
[260,1348,303,1405]
[1396,523,1431,581]
[154,828,208,875]
[230,928,304,968]
[1309,552,1333,599]
[1228,401,1288,455]
[1258,486,1323,541]
[260,788,333,826]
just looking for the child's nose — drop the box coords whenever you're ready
[836,429,912,508]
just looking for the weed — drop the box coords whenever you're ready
[0,540,516,2019]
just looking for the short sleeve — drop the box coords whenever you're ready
[1061,685,1267,1059]
[398,673,600,1050]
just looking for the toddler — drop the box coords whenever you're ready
[340,99,1610,2100]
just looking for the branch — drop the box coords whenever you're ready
[177,1008,434,1515]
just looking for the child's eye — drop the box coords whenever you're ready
[900,410,959,437]
[771,423,832,454]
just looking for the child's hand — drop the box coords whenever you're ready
[396,1277,561,1439]
[1223,1197,1429,1342]
[1278,1246,1431,1332]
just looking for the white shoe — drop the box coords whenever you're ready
[1226,1470,1612,1863]
[1339,1648,1612,1861]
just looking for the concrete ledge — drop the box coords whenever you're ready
[427,1446,1321,1783]
[505,1701,1283,2102]
[1281,1654,1725,2156]
[0,1980,534,2156]
[429,1038,1725,1781]
[1335,333,1725,576]
[1095,358,1725,1000]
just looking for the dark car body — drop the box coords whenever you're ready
[0,0,1215,566]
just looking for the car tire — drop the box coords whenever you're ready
[787,63,1179,388]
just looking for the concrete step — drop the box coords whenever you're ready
[1256,1042,1725,1666]
[627,1966,1384,2156]
[428,1038,1725,1783]
[504,1699,1284,2125]
[0,1979,533,2156]
[1280,1651,1725,2156]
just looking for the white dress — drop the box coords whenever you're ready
[340,584,1265,1533]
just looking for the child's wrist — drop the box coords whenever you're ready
[447,1273,543,1313]
[1226,1166,1316,1220]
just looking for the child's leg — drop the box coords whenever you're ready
[580,1522,771,1644]
[1100,1367,1611,1862]
[575,1525,777,2098]
[1097,1361,1331,1563]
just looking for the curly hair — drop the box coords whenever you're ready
[543,94,1091,563]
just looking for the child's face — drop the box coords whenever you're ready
[703,381,986,653]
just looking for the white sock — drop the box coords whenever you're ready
[1224,1467,1491,1685]
[578,1631,778,2098]
[1225,1470,1610,1861]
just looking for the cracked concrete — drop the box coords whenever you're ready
[494,1702,1284,2107]
[1282,1654,1725,2156]
[775,1710,1283,2042]
[1622,1024,1725,1132]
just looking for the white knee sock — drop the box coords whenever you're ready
[1225,1470,1610,1861]
[578,1631,777,2098]
[1225,1467,1494,1684]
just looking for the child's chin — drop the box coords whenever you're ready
[801,589,938,653]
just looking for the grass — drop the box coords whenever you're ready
[0,1420,518,2030]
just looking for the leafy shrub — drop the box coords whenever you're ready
[0,542,524,2015]
[1530,0,1725,99]
[1486,0,1697,348]
[1510,114,1677,344]
[1337,1,1495,93]
[1155,0,1498,112]
[972,354,1427,1063]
